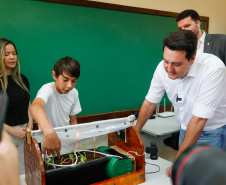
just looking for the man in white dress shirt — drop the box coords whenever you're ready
[135,30,226,177]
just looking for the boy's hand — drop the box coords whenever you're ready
[43,128,61,158]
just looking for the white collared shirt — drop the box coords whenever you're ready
[145,52,226,131]
[197,31,206,52]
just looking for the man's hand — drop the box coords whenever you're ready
[166,166,173,177]
[42,128,61,158]
[135,99,156,133]
[165,116,207,178]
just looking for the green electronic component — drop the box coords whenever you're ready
[97,146,133,178]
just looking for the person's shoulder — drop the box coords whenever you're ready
[156,60,164,69]
[20,73,30,87]
[209,33,226,37]
[20,73,27,78]
[20,73,29,81]
[198,52,225,68]
[208,33,226,40]
[155,60,166,74]
[36,82,55,100]
[39,82,55,92]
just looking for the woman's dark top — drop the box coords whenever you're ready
[0,74,30,126]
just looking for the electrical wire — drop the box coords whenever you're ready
[145,162,160,174]
[144,152,160,174]
[44,149,123,168]
[126,151,145,157]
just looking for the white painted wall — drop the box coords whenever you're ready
[89,0,226,34]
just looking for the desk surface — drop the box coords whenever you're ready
[142,157,172,185]
[20,157,172,185]
[134,115,180,137]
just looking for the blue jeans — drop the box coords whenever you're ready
[179,125,226,151]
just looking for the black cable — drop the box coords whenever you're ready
[145,162,160,174]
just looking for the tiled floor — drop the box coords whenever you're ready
[158,147,177,162]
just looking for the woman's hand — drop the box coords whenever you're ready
[4,124,26,140]
[13,128,27,140]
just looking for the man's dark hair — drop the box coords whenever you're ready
[163,30,197,61]
[54,56,80,78]
[176,9,200,22]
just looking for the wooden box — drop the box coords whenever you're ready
[24,125,145,185]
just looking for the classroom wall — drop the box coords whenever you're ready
[89,0,226,34]
[1,0,225,116]
[1,0,183,115]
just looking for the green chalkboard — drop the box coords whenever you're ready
[0,0,207,115]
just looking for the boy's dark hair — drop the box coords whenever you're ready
[54,56,80,78]
[163,30,197,61]
[176,9,200,22]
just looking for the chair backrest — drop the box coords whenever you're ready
[0,92,8,140]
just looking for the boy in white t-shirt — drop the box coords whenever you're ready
[30,56,81,158]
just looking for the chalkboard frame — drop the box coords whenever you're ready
[37,0,209,32]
